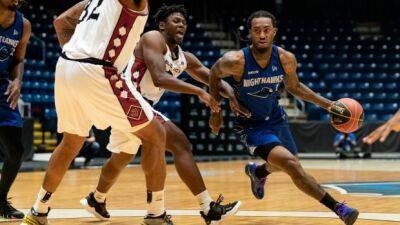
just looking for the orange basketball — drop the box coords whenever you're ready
[329,98,364,133]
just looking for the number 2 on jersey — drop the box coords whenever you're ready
[78,0,104,23]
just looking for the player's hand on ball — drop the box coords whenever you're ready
[209,112,223,135]
[198,90,220,113]
[363,110,400,144]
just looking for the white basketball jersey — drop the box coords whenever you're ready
[124,45,187,104]
[63,0,148,73]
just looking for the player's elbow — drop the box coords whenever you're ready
[53,17,64,33]
[152,75,166,88]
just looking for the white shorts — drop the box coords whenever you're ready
[55,57,154,137]
[107,110,169,155]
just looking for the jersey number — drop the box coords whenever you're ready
[78,0,104,23]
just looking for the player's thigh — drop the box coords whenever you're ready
[133,118,166,148]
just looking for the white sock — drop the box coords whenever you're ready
[196,190,212,215]
[93,190,107,203]
[147,190,165,217]
[33,187,52,214]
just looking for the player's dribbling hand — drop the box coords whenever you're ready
[229,95,251,118]
[199,90,220,113]
[363,111,400,144]
[4,79,21,110]
[209,112,223,135]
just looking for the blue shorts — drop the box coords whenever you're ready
[0,82,22,127]
[234,120,298,156]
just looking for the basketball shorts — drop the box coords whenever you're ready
[107,110,169,155]
[0,81,22,127]
[234,120,298,156]
[55,57,154,137]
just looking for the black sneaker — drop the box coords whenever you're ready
[0,199,24,219]
[200,195,241,225]
[142,212,174,225]
[80,192,110,220]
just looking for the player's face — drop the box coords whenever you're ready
[249,17,277,52]
[0,0,19,11]
[164,13,187,45]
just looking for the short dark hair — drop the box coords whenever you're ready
[153,4,188,27]
[247,10,277,29]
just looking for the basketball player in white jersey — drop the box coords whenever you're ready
[20,1,184,225]
[80,4,246,225]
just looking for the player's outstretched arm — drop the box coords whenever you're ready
[280,48,333,110]
[5,18,31,109]
[53,0,88,47]
[142,32,219,112]
[184,51,250,117]
[363,109,400,144]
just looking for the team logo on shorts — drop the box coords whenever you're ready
[127,105,143,120]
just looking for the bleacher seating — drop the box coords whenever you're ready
[21,4,399,124]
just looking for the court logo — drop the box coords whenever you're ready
[323,181,400,197]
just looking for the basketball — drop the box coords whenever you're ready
[329,98,364,133]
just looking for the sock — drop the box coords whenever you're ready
[33,187,52,214]
[320,193,339,212]
[196,190,212,215]
[255,164,270,179]
[93,190,107,203]
[147,190,165,217]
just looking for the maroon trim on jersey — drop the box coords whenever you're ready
[130,56,147,93]
[102,7,139,64]
[103,66,150,127]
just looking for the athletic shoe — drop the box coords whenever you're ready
[334,202,359,225]
[142,212,174,225]
[200,195,242,225]
[20,208,49,225]
[0,199,24,219]
[80,192,110,220]
[245,162,267,199]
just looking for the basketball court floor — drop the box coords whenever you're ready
[2,159,400,224]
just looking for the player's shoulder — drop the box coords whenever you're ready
[141,30,166,47]
[141,30,164,40]
[22,17,31,28]
[277,46,296,65]
[220,50,245,66]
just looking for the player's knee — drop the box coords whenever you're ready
[59,139,84,157]
[149,121,167,149]
[109,153,133,169]
[169,135,192,155]
[284,157,305,179]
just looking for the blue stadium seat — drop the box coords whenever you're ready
[385,83,398,90]
[365,114,378,121]
[372,82,384,90]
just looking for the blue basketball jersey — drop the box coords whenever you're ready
[0,11,24,127]
[230,45,298,156]
[232,45,286,124]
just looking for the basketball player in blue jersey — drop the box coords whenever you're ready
[0,0,31,219]
[209,11,359,225]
